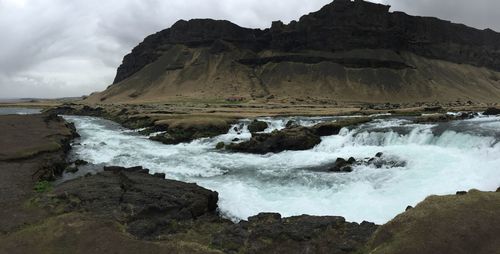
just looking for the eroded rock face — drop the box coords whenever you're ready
[113,0,500,84]
[44,167,219,239]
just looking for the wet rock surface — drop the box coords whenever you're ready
[309,153,406,173]
[247,120,268,133]
[150,122,232,145]
[329,157,356,172]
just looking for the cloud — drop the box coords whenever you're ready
[0,0,498,98]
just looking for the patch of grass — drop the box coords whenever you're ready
[34,180,52,193]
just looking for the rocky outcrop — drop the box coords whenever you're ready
[43,167,219,239]
[483,107,500,115]
[414,112,477,123]
[150,118,234,145]
[212,213,378,254]
[30,165,381,253]
[313,153,406,173]
[228,118,371,154]
[227,127,322,154]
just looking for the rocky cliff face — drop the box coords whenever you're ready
[91,0,500,103]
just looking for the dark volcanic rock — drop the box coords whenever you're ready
[113,0,500,84]
[150,127,223,145]
[483,107,500,115]
[212,213,378,254]
[414,112,477,123]
[329,158,355,172]
[312,117,372,136]
[227,127,321,154]
[44,169,218,239]
[103,165,150,174]
[150,120,232,145]
[247,120,268,133]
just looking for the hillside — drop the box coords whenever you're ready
[87,0,500,104]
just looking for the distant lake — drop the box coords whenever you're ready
[0,107,42,115]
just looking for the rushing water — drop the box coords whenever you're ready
[63,114,500,224]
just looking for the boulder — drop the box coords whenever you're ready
[74,159,89,166]
[227,127,321,154]
[312,118,371,137]
[248,120,268,133]
[150,118,233,145]
[285,120,298,128]
[216,142,225,150]
[329,157,355,172]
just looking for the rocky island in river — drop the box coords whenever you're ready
[1,0,500,253]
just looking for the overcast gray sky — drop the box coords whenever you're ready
[0,0,498,98]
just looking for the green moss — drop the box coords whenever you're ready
[368,190,500,254]
[34,181,52,193]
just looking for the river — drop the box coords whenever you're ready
[63,114,500,224]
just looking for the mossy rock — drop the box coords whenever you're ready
[34,181,52,193]
[248,120,268,133]
[215,142,225,150]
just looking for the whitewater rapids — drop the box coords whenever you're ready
[63,115,500,224]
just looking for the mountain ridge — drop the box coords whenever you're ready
[88,0,500,104]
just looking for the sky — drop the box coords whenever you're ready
[0,0,498,98]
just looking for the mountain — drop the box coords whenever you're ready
[87,0,500,104]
